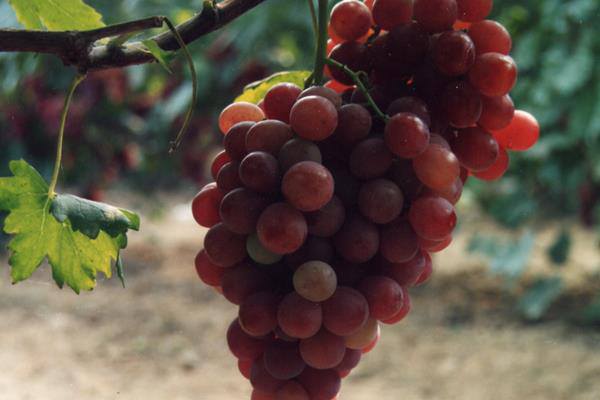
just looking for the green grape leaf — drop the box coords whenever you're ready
[235,71,312,104]
[141,40,174,74]
[0,160,139,293]
[50,194,140,239]
[7,0,104,31]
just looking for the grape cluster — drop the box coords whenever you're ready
[192,1,538,399]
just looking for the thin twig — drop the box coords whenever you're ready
[325,58,389,122]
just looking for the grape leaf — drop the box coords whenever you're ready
[235,71,312,104]
[0,160,139,293]
[141,40,174,74]
[7,0,104,31]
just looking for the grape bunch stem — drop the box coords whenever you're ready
[324,58,389,122]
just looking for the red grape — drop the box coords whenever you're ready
[322,286,369,336]
[473,145,509,180]
[334,104,372,146]
[264,340,306,379]
[385,112,430,159]
[290,96,338,141]
[221,263,271,305]
[334,214,380,263]
[433,31,476,76]
[468,20,512,55]
[275,381,309,400]
[278,138,323,172]
[409,196,457,240]
[194,249,225,287]
[278,292,322,339]
[330,0,373,42]
[282,161,334,212]
[386,96,432,127]
[220,188,269,234]
[452,126,499,171]
[413,144,461,191]
[305,196,346,237]
[203,223,247,267]
[264,83,302,123]
[456,0,493,22]
[219,102,265,134]
[299,86,342,109]
[372,0,413,30]
[239,151,281,193]
[469,53,517,97]
[251,357,285,393]
[246,120,294,155]
[349,137,393,180]
[239,292,280,337]
[379,219,420,263]
[300,329,346,370]
[492,110,539,151]
[345,318,378,350]
[227,318,269,360]
[224,121,253,161]
[211,150,231,179]
[441,80,482,128]
[257,203,307,255]
[382,250,428,286]
[413,0,458,33]
[478,94,515,131]
[216,161,243,192]
[382,287,411,324]
[297,368,341,400]
[191,183,223,228]
[358,276,404,320]
[358,179,404,224]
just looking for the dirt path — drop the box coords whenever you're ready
[0,194,599,400]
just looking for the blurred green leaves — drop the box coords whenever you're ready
[8,0,104,30]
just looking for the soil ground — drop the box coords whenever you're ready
[0,191,599,400]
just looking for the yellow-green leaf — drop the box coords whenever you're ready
[0,160,139,293]
[235,71,312,104]
[8,0,105,31]
[141,40,174,74]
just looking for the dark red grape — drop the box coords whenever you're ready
[468,20,512,55]
[278,292,322,339]
[282,161,334,212]
[386,96,432,126]
[191,183,224,228]
[227,318,269,360]
[457,0,492,22]
[246,120,294,155]
[349,137,393,180]
[372,0,413,30]
[257,203,308,255]
[358,179,404,224]
[290,96,338,141]
[452,126,499,171]
[379,219,420,263]
[264,340,306,380]
[305,196,346,237]
[239,292,280,337]
[239,151,280,193]
[468,53,517,97]
[441,80,482,128]
[264,83,302,123]
[413,0,458,33]
[409,196,457,240]
[385,112,430,159]
[322,286,369,336]
[330,0,372,42]
[278,138,322,172]
[224,121,253,161]
[478,94,515,131]
[432,31,476,76]
[358,276,404,320]
[334,214,380,263]
[220,188,269,234]
[413,144,460,191]
[298,86,342,109]
[203,223,247,267]
[334,104,372,146]
[194,249,225,287]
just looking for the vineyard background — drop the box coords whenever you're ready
[0,0,599,399]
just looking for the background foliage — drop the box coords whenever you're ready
[0,0,599,318]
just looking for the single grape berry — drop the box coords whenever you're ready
[413,0,458,33]
[492,110,539,151]
[282,161,334,212]
[330,0,373,42]
[468,53,518,97]
[408,196,457,240]
[293,261,338,302]
[290,96,339,141]
[432,31,476,76]
[384,113,430,159]
[264,83,302,123]
[372,0,413,31]
[468,20,512,55]
[257,203,308,255]
[219,101,265,134]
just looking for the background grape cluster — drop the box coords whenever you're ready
[191,1,539,398]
